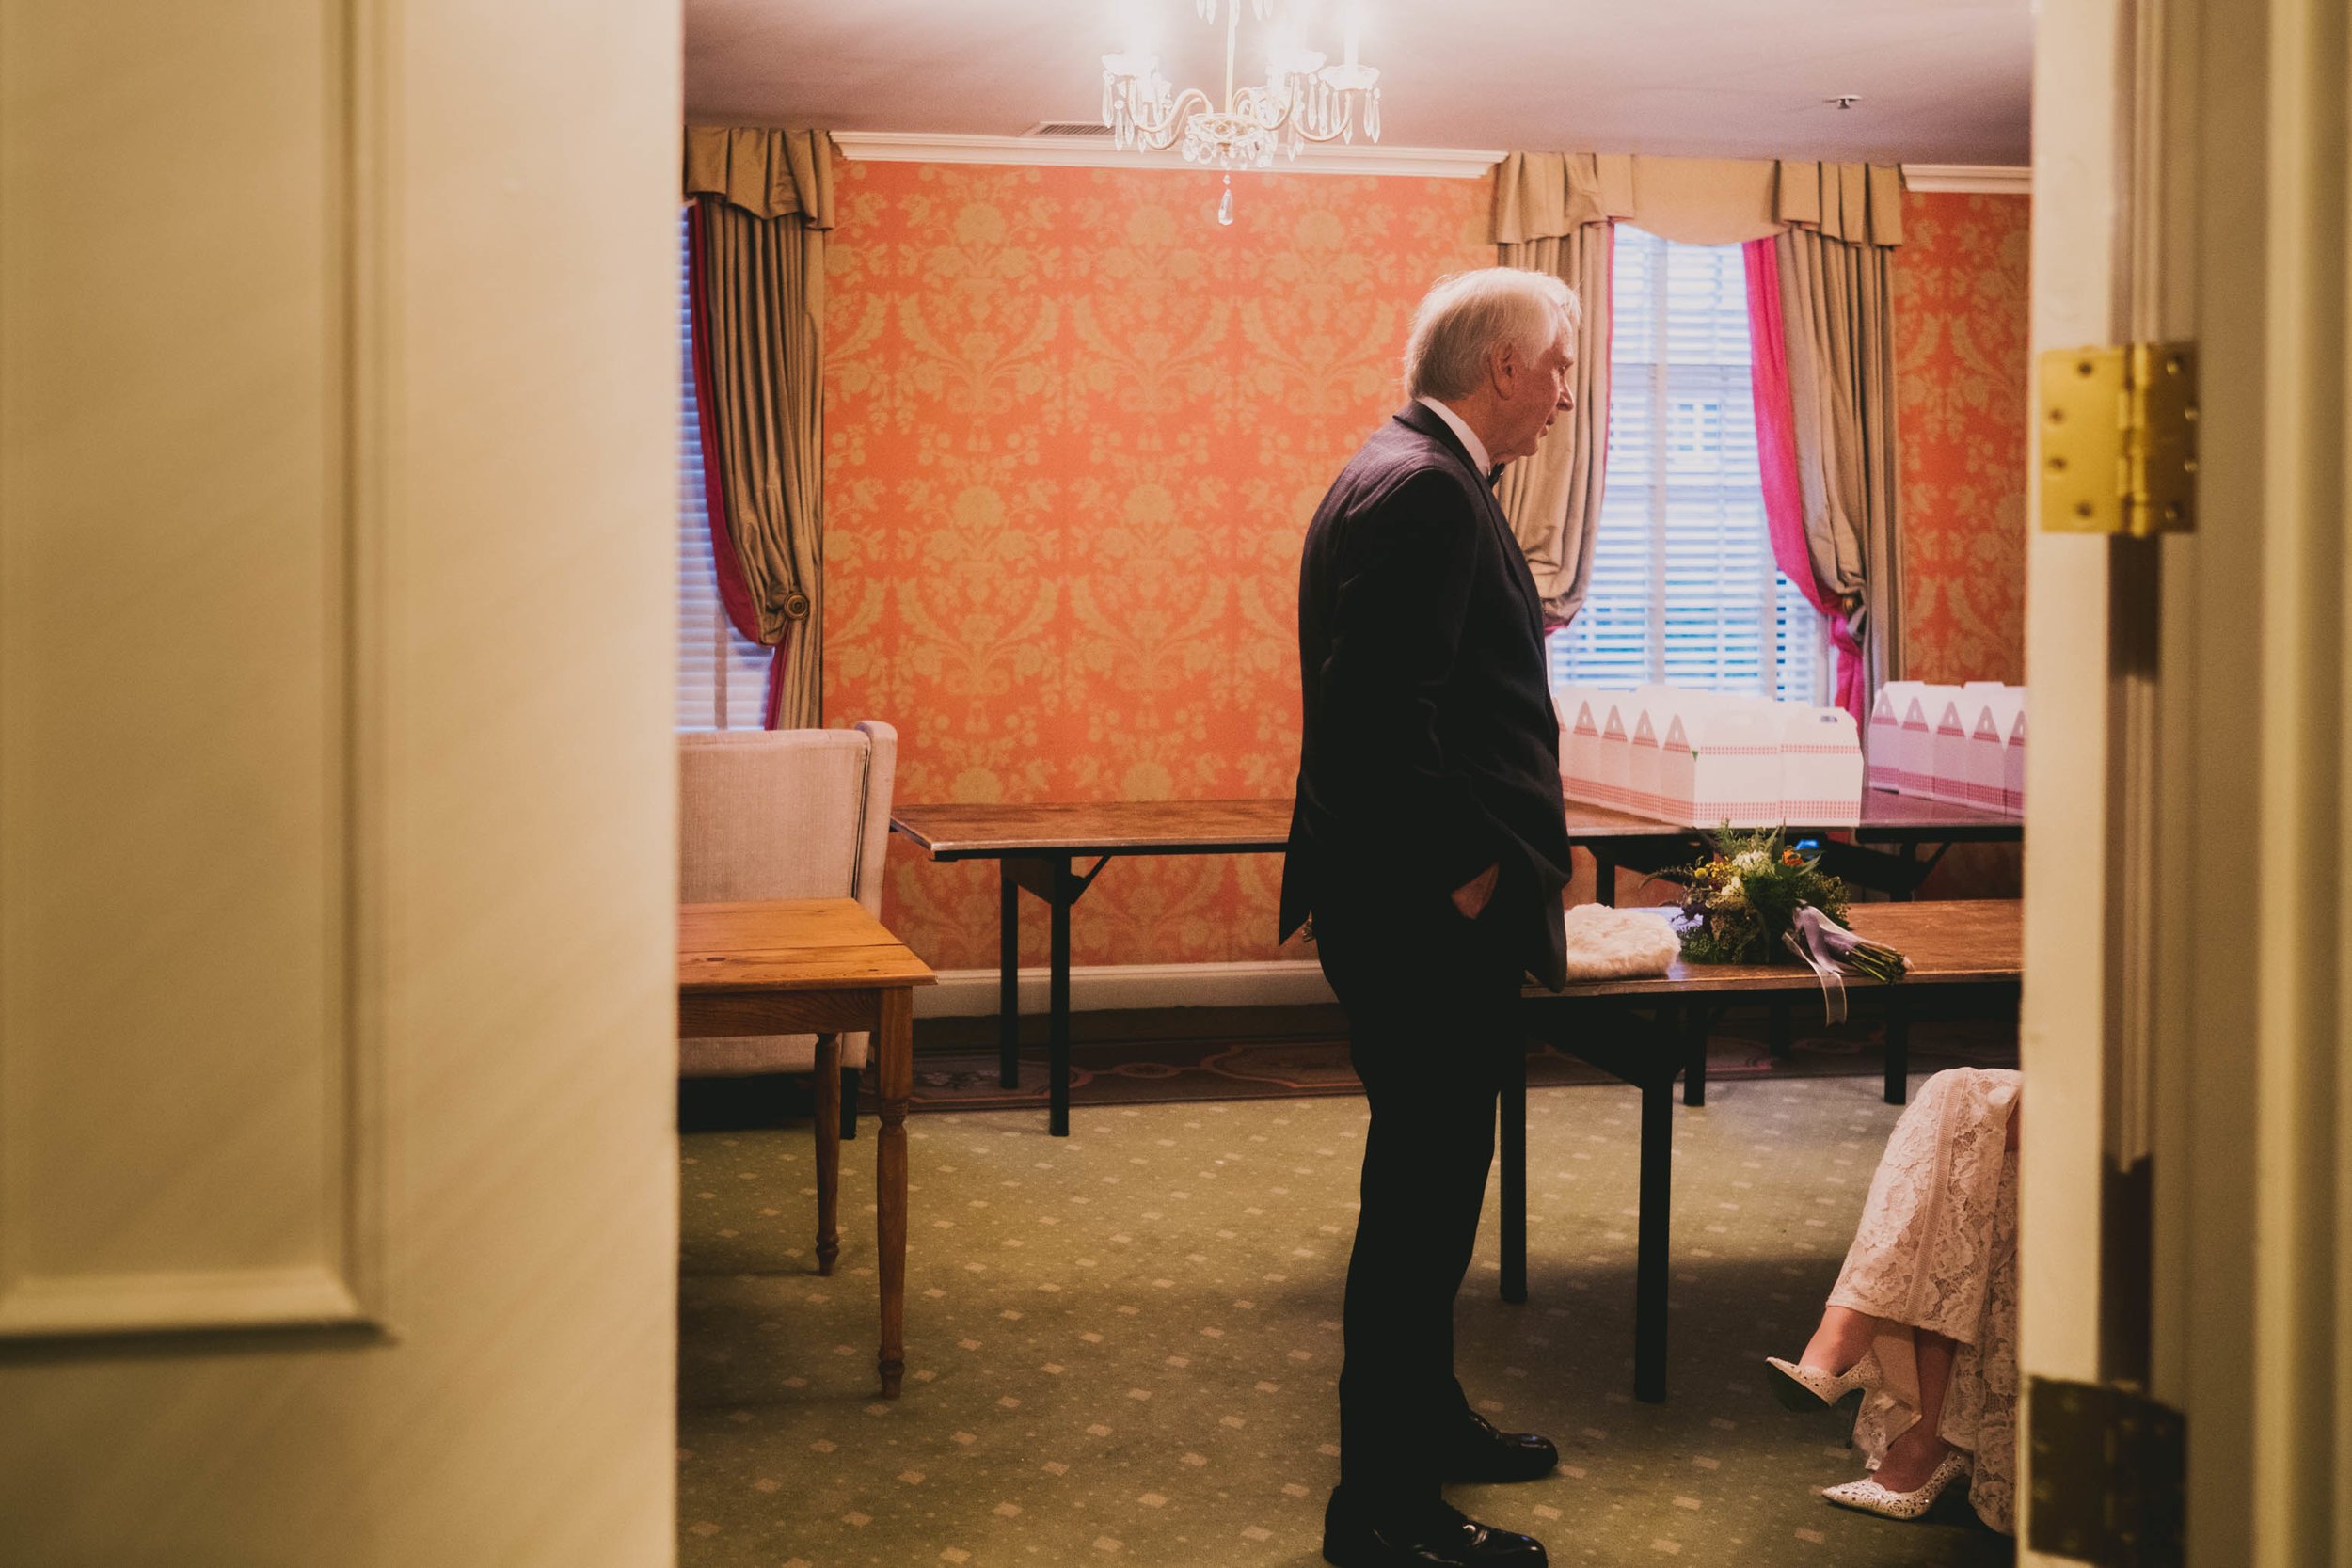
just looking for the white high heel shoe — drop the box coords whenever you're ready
[1821,1449,1970,1520]
[1764,1348,1881,1413]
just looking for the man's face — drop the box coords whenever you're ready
[1492,327,1578,464]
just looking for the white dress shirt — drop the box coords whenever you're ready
[1416,396,1490,478]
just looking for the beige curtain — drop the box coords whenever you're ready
[1775,178,1905,695]
[1493,230,1613,626]
[684,126,834,727]
[1488,154,1619,627]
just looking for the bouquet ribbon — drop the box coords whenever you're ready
[1783,905,1857,1025]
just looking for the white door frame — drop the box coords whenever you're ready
[2022,0,2349,1561]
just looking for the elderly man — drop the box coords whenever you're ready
[1280,268,1580,1568]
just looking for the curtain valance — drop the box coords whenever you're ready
[1775,161,1905,246]
[684,126,836,227]
[1490,153,1903,247]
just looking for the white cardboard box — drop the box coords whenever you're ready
[2004,705,2027,815]
[1779,705,1866,825]
[1902,686,1962,800]
[1659,712,1697,823]
[1628,710,1664,818]
[1867,680,1929,794]
[1680,704,1784,827]
[1556,689,1604,803]
[1597,700,1632,811]
[1627,688,1722,820]
[1928,685,2002,805]
[1966,687,2026,814]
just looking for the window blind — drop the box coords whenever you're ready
[678,208,774,732]
[1549,226,1825,704]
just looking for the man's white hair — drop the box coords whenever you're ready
[1401,267,1581,402]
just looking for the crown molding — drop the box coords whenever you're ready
[831,130,1504,179]
[1902,164,2031,194]
[828,136,2030,193]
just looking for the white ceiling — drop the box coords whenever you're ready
[686,0,2033,166]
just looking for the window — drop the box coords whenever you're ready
[1548,226,1825,704]
[677,210,774,732]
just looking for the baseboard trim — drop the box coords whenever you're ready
[916,958,1336,1019]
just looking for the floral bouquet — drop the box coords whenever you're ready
[1653,827,1904,984]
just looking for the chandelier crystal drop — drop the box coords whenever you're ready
[1102,0,1382,202]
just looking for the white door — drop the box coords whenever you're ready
[2022,0,2348,1562]
[0,1,682,1562]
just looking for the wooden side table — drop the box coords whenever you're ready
[678,898,935,1397]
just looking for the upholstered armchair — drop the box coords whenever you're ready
[678,722,898,1169]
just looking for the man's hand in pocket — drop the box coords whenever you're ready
[1451,863,1500,920]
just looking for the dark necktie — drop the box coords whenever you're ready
[1486,464,1504,489]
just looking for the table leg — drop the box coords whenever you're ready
[1680,1003,1708,1108]
[1049,860,1073,1138]
[876,987,912,1398]
[814,1033,842,1276]
[1896,842,1920,903]
[999,862,1021,1089]
[1634,1072,1674,1403]
[1501,1045,1528,1305]
[1883,989,1911,1105]
[1591,847,1618,907]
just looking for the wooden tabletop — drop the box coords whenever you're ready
[1841,792,2024,840]
[1563,796,2021,841]
[891,794,2019,860]
[1531,899,2019,999]
[679,899,937,993]
[890,800,1294,860]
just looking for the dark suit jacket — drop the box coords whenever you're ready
[1280,402,1573,990]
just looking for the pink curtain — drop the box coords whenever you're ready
[686,201,787,728]
[1743,236,1863,723]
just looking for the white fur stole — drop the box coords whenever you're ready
[1558,903,1683,981]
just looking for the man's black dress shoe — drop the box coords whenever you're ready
[1441,1412,1560,1483]
[1322,1494,1547,1568]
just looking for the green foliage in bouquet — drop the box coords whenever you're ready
[1655,825,1852,966]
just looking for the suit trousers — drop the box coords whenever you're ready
[1311,883,1529,1511]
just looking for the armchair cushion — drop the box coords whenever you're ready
[678,721,898,1079]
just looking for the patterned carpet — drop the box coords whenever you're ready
[677,1073,2013,1567]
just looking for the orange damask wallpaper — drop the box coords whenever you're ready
[821,159,1493,970]
[1896,191,2031,684]
[1896,190,2030,898]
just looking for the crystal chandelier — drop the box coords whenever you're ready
[1102,0,1383,223]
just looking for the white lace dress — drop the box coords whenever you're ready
[1829,1066,2021,1533]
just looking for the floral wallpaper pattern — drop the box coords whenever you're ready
[822,167,2031,970]
[822,160,1492,970]
[1894,191,2031,685]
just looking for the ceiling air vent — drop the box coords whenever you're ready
[1023,120,1116,139]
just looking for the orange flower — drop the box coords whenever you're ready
[1783,849,1805,866]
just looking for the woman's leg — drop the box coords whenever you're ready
[1797,1304,1879,1375]
[1868,1329,1957,1491]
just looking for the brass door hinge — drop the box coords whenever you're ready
[2038,342,2199,536]
[2027,1377,2185,1568]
